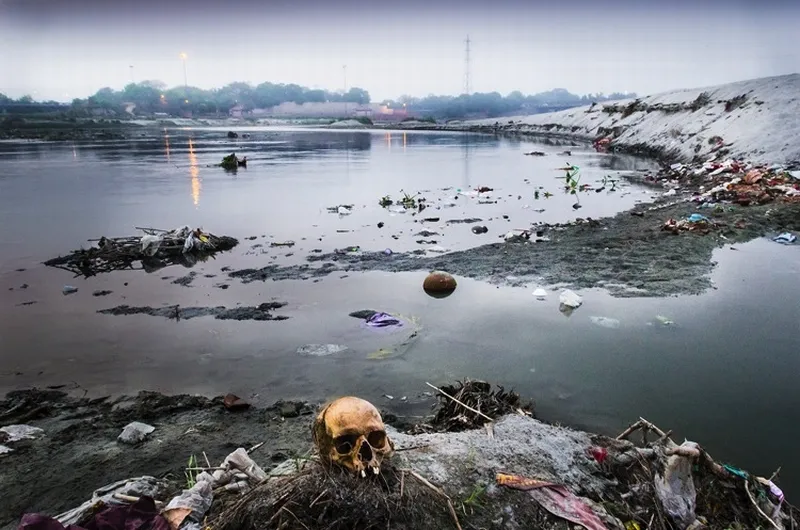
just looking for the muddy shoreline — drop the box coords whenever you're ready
[225,199,800,297]
[0,389,315,530]
[3,387,794,530]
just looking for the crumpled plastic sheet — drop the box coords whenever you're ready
[365,312,403,329]
[140,235,163,256]
[55,476,170,527]
[163,481,213,530]
[0,424,44,442]
[654,441,700,529]
[559,290,583,309]
[497,473,608,530]
[296,344,348,357]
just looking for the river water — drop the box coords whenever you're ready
[1,128,798,493]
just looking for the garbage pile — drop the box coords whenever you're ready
[661,213,718,235]
[44,226,238,277]
[648,157,800,207]
[10,383,799,530]
[18,447,273,530]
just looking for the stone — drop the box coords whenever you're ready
[223,394,250,411]
[118,421,155,444]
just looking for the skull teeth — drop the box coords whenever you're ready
[372,466,379,475]
[361,469,366,478]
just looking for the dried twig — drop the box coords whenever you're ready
[203,451,212,468]
[425,382,494,423]
[112,494,163,507]
[745,479,781,530]
[769,466,782,482]
[309,490,327,509]
[616,419,643,440]
[400,471,405,498]
[248,441,266,454]
[404,469,463,530]
[280,506,310,530]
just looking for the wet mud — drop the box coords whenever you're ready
[228,201,800,297]
[98,302,290,321]
[0,389,313,530]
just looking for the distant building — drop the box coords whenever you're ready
[229,104,245,118]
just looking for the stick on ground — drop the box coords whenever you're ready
[425,382,494,423]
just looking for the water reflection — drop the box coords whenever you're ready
[188,138,200,206]
[164,130,171,163]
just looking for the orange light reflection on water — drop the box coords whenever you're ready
[188,138,200,206]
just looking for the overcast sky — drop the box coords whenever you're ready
[1,0,798,102]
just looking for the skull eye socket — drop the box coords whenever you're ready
[334,434,359,454]
[367,430,386,448]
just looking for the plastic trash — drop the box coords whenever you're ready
[773,232,797,244]
[656,315,675,326]
[55,476,170,526]
[655,441,700,529]
[140,234,163,256]
[338,206,351,215]
[117,421,155,444]
[222,447,268,482]
[687,213,709,223]
[590,316,620,329]
[297,344,348,357]
[663,189,677,197]
[383,248,393,255]
[62,285,78,295]
[0,424,44,442]
[532,288,547,300]
[366,312,403,328]
[559,290,583,309]
[164,480,213,530]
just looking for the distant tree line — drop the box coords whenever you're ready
[65,81,372,116]
[384,89,636,119]
[1,83,634,119]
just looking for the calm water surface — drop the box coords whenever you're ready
[1,128,798,492]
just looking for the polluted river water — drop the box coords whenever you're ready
[1,127,799,494]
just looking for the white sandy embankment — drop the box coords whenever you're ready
[465,74,800,165]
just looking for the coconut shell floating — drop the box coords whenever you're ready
[423,271,457,298]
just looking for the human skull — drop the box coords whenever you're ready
[313,396,394,476]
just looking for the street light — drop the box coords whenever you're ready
[179,53,188,88]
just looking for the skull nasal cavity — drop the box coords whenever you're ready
[358,441,373,461]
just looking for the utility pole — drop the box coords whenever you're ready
[129,65,135,84]
[464,35,471,95]
[343,64,348,116]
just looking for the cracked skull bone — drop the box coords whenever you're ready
[313,396,394,475]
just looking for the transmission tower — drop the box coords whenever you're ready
[463,35,471,95]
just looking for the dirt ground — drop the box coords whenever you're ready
[228,200,800,297]
[0,389,314,530]
[3,387,794,530]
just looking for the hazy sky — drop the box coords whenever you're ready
[1,0,798,102]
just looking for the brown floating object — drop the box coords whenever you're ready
[423,271,457,297]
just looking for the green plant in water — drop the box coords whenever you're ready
[379,195,393,207]
[398,190,418,209]
[184,454,198,489]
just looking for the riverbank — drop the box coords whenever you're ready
[3,387,794,530]
[399,74,800,167]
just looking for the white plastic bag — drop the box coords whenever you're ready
[559,289,583,309]
[141,234,163,256]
